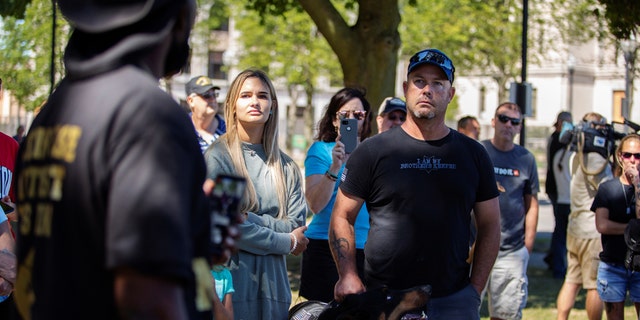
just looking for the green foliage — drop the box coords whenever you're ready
[228,1,342,147]
[595,0,639,39]
[0,0,30,19]
[197,0,231,31]
[231,2,341,85]
[0,0,68,111]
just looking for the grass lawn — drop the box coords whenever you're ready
[287,235,639,319]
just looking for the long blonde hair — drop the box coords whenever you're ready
[614,133,640,178]
[220,69,295,219]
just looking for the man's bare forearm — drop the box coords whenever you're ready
[329,227,357,276]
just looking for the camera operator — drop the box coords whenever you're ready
[591,133,640,319]
[556,112,613,320]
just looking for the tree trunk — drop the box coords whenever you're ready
[298,0,401,134]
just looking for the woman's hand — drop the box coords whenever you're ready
[334,134,350,166]
[289,226,309,256]
[624,164,640,188]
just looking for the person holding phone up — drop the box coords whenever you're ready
[204,69,309,320]
[299,87,373,303]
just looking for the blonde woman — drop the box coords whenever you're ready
[204,69,309,319]
[592,133,640,319]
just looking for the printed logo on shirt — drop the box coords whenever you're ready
[0,166,11,198]
[400,156,456,173]
[341,168,348,182]
[494,166,520,177]
[18,124,82,238]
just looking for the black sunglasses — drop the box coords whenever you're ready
[387,114,406,122]
[497,114,521,126]
[199,91,220,99]
[621,152,640,160]
[337,110,367,120]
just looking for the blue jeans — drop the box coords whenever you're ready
[597,262,640,303]
[426,284,481,320]
[551,203,570,278]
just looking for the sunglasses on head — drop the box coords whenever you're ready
[199,91,219,99]
[337,110,367,120]
[409,50,455,80]
[497,114,521,126]
[621,152,640,160]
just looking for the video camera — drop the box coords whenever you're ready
[559,117,640,159]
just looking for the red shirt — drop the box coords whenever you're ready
[0,131,19,202]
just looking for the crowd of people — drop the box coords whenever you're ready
[0,1,639,320]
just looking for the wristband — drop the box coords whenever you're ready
[325,170,338,182]
[289,233,298,254]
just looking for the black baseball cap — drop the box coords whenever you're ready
[407,48,455,83]
[378,97,406,116]
[186,76,220,95]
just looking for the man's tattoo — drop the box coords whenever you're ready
[330,230,350,260]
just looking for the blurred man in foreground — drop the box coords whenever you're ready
[13,1,224,319]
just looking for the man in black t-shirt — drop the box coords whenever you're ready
[329,48,501,320]
[13,1,222,319]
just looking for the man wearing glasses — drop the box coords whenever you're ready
[376,97,406,133]
[329,48,501,319]
[186,75,226,153]
[481,102,539,320]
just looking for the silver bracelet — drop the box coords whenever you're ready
[289,233,298,254]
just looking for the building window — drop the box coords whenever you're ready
[613,90,625,122]
[214,18,229,31]
[208,51,226,80]
[531,87,538,118]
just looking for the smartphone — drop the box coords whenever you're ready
[210,174,246,252]
[339,118,358,153]
[0,202,13,214]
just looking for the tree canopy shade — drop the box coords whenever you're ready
[595,0,639,39]
[0,0,30,19]
[239,0,631,110]
[230,1,341,147]
[0,0,67,110]
[244,0,403,113]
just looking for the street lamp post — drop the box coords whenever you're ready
[567,54,576,114]
[621,36,637,121]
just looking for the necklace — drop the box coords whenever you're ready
[621,181,632,215]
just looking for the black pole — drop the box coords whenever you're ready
[569,68,574,114]
[519,0,528,146]
[50,0,56,95]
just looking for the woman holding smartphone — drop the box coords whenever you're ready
[204,69,309,319]
[299,87,373,302]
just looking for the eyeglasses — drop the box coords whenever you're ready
[497,114,521,126]
[337,110,367,120]
[199,91,220,99]
[621,152,640,160]
[387,114,406,122]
